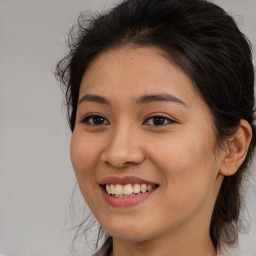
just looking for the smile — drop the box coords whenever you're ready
[105,183,157,197]
[99,176,159,207]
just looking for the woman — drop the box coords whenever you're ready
[56,0,255,255]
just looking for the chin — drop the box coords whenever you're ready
[110,232,152,243]
[102,221,155,242]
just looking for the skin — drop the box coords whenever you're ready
[70,46,251,256]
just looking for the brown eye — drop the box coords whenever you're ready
[144,115,174,126]
[81,115,109,125]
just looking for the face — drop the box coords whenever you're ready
[71,46,224,242]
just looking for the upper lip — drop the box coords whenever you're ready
[99,176,159,186]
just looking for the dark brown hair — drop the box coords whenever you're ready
[55,0,256,252]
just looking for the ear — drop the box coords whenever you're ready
[219,119,252,176]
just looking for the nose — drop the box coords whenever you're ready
[100,124,145,168]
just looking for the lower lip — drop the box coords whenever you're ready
[101,186,157,208]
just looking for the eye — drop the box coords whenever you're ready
[80,114,109,125]
[143,115,174,126]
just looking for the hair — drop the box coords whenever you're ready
[55,0,256,252]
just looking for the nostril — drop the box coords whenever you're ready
[103,157,145,169]
[100,141,145,168]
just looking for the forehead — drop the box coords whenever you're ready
[79,46,197,102]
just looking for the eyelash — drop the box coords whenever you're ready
[80,114,175,126]
[143,115,174,126]
[80,114,110,125]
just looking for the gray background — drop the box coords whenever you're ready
[0,0,256,255]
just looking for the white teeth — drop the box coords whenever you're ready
[106,184,111,194]
[105,183,157,197]
[115,184,124,195]
[110,184,115,194]
[147,185,153,192]
[140,184,147,193]
[123,184,133,195]
[133,184,141,194]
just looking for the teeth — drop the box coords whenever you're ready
[140,184,147,193]
[110,184,115,194]
[115,184,124,195]
[133,184,140,194]
[106,184,111,194]
[105,183,157,197]
[124,184,133,195]
[147,185,153,192]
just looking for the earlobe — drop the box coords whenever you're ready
[219,119,252,176]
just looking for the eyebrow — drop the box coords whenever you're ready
[78,93,188,107]
[78,94,111,106]
[135,93,188,107]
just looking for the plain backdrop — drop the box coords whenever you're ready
[0,0,256,255]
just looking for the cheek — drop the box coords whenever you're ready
[70,130,102,190]
[150,129,215,169]
[148,130,217,207]
[70,130,106,215]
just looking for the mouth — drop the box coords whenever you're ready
[99,176,159,207]
[101,183,159,197]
